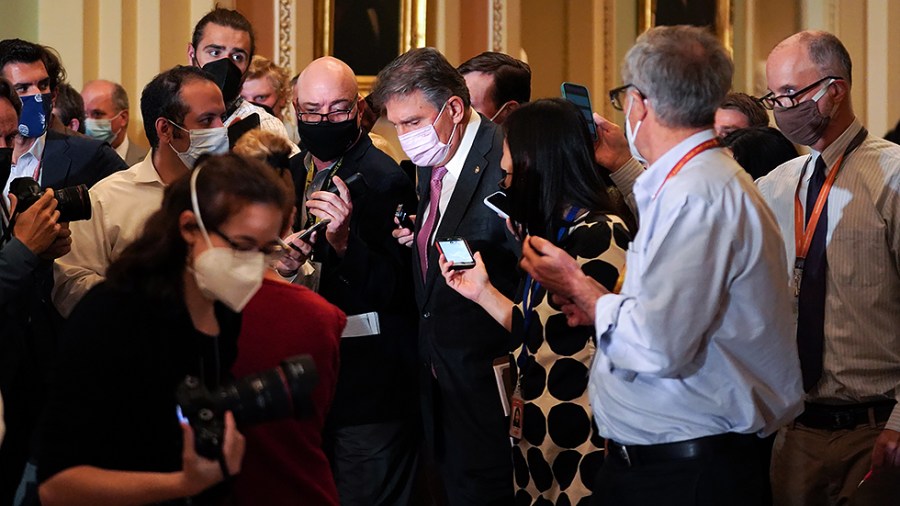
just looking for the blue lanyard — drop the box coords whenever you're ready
[517,207,581,372]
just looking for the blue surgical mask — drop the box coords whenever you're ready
[85,111,124,144]
[18,93,53,138]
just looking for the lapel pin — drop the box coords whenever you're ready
[474,166,481,173]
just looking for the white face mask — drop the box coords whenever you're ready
[625,93,648,166]
[188,166,265,312]
[397,100,459,167]
[489,101,511,123]
[84,111,124,144]
[169,120,229,170]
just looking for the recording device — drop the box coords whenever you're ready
[297,218,330,243]
[227,112,260,147]
[176,354,318,460]
[561,82,599,142]
[9,177,92,222]
[324,172,368,199]
[483,191,510,220]
[395,204,414,229]
[435,237,476,270]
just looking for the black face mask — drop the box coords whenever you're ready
[202,58,244,106]
[296,117,360,162]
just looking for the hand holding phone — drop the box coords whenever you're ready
[324,172,368,200]
[483,191,510,220]
[561,82,599,142]
[298,218,330,243]
[435,237,476,270]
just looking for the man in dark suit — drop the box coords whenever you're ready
[276,56,420,505]
[0,39,126,197]
[372,47,520,505]
[0,77,73,505]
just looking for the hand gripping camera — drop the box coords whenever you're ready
[176,354,318,460]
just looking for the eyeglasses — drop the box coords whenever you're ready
[759,76,841,110]
[211,228,286,261]
[609,84,645,111]
[498,169,512,190]
[297,101,357,125]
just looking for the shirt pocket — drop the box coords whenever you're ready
[830,225,888,287]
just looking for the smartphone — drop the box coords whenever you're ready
[324,172,368,199]
[435,237,476,270]
[483,191,510,220]
[561,82,598,142]
[395,204,415,229]
[176,405,189,424]
[297,218,331,243]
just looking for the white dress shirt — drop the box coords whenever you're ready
[757,120,900,432]
[52,155,166,317]
[590,129,804,445]
[419,109,481,241]
[114,135,129,161]
[226,99,300,155]
[3,133,46,203]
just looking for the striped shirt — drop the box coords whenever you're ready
[226,99,300,156]
[757,119,900,432]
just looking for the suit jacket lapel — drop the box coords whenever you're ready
[421,119,492,299]
[40,132,72,189]
[412,164,431,296]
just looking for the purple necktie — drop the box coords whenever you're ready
[417,166,448,280]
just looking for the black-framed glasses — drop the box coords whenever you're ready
[759,76,841,110]
[297,101,357,125]
[609,84,645,111]
[498,169,512,190]
[211,228,285,260]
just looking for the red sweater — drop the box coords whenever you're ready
[231,278,346,506]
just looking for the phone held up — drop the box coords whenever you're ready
[395,204,415,229]
[561,82,598,142]
[435,237,476,270]
[483,191,510,220]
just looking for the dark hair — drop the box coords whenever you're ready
[141,66,215,149]
[0,39,67,93]
[722,126,799,180]
[503,98,625,241]
[54,83,85,133]
[192,8,256,60]
[458,51,531,106]
[719,92,768,128]
[886,118,900,145]
[370,47,470,111]
[0,77,22,117]
[107,153,291,301]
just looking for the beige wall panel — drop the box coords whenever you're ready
[520,0,565,100]
[0,2,39,41]
[38,0,85,89]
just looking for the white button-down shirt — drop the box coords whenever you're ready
[590,129,804,445]
[52,155,166,317]
[3,134,46,205]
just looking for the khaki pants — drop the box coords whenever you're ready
[770,420,885,506]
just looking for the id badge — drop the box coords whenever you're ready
[509,385,524,440]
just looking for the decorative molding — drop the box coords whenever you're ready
[491,0,504,52]
[602,0,614,118]
[276,0,294,71]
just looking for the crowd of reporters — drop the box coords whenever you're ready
[1,6,900,506]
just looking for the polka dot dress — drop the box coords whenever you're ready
[510,212,629,506]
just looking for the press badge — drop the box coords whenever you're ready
[509,385,524,439]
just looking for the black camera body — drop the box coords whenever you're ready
[9,177,92,222]
[176,354,318,460]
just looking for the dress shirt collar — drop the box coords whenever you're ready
[115,136,130,161]
[634,128,716,202]
[441,108,481,180]
[134,153,165,185]
[16,132,47,166]
[805,118,864,182]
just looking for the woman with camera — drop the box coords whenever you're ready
[439,99,631,505]
[36,153,292,505]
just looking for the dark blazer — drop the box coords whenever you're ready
[413,115,520,504]
[290,134,419,427]
[40,130,128,190]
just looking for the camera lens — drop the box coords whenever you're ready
[54,184,92,222]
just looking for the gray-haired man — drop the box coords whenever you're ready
[520,25,803,505]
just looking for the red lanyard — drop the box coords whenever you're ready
[652,138,721,200]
